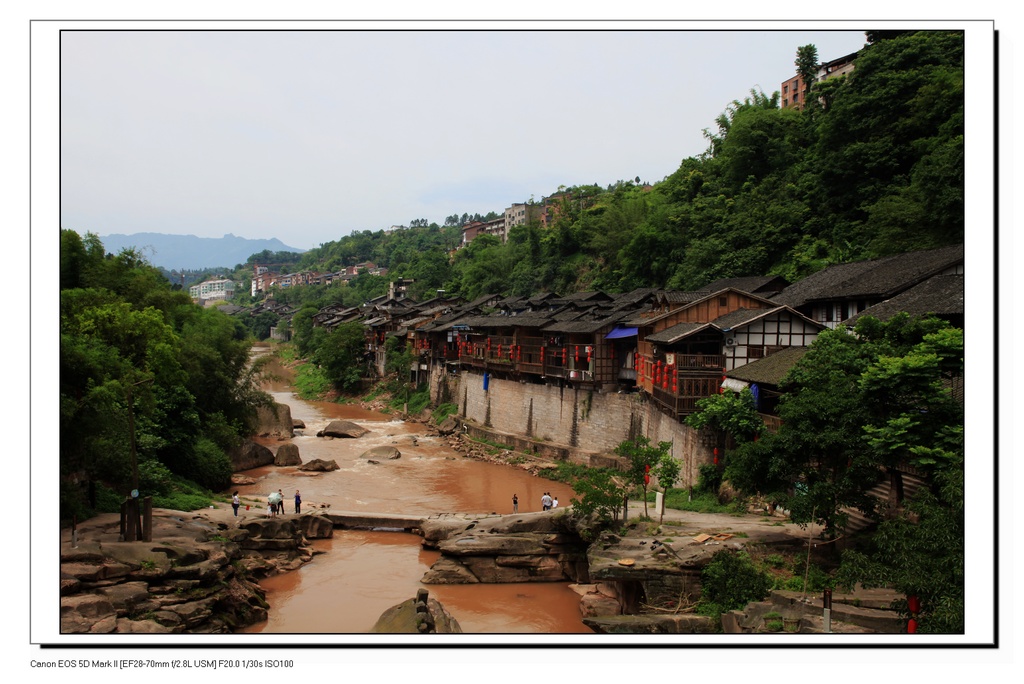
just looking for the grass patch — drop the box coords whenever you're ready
[387,384,431,414]
[433,402,459,423]
[661,489,745,515]
[292,361,333,399]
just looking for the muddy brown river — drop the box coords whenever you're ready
[235,351,590,634]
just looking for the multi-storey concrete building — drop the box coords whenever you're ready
[781,50,859,110]
[190,278,236,302]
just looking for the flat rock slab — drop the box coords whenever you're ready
[361,446,401,460]
[298,458,339,472]
[319,420,369,438]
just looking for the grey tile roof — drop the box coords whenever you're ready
[726,347,809,386]
[844,274,965,325]
[646,321,714,344]
[700,275,788,295]
[543,312,624,334]
[711,307,784,331]
[773,244,964,308]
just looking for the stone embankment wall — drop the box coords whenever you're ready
[431,369,715,488]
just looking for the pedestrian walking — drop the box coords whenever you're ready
[232,491,240,517]
[295,490,302,515]
[512,494,518,513]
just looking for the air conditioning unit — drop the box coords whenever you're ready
[725,338,736,347]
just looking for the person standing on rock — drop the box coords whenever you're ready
[512,494,518,513]
[541,492,552,511]
[278,489,285,515]
[232,491,240,517]
[295,490,302,515]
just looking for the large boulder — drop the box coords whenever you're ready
[361,446,401,460]
[256,403,294,439]
[370,589,462,633]
[318,420,369,438]
[436,416,459,436]
[228,440,274,472]
[274,443,302,466]
[298,458,339,472]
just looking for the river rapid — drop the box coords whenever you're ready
[235,350,591,634]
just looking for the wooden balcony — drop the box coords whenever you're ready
[670,353,725,371]
[649,373,723,417]
[759,413,783,433]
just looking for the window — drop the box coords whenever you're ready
[748,347,765,359]
[719,296,728,306]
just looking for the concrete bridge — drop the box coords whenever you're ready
[323,510,508,533]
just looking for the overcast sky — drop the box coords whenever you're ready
[61,29,869,250]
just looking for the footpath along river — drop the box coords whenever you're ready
[235,350,590,634]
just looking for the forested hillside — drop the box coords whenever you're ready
[271,31,962,305]
[60,230,272,521]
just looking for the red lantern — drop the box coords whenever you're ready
[644,463,650,485]
[575,345,579,363]
[907,594,920,633]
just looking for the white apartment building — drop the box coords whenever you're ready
[190,278,236,302]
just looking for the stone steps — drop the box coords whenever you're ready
[722,588,904,634]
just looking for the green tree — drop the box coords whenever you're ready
[725,315,962,541]
[686,388,765,442]
[567,467,626,524]
[614,437,675,519]
[310,322,367,393]
[794,44,819,96]
[836,443,963,633]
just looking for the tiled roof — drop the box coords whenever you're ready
[844,274,964,325]
[646,322,714,344]
[726,347,809,386]
[711,307,783,331]
[543,312,624,334]
[701,275,788,295]
[773,244,964,308]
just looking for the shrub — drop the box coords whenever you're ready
[697,464,722,494]
[697,550,773,619]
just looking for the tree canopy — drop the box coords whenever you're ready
[240,31,960,302]
[60,230,270,521]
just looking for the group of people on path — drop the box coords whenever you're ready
[229,489,302,517]
[511,492,558,513]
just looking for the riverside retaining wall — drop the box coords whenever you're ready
[431,368,716,489]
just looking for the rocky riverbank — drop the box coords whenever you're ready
[59,506,334,634]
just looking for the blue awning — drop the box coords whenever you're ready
[605,327,638,340]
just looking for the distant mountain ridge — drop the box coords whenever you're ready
[95,232,306,270]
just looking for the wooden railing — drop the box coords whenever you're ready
[671,354,725,370]
[649,373,723,417]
